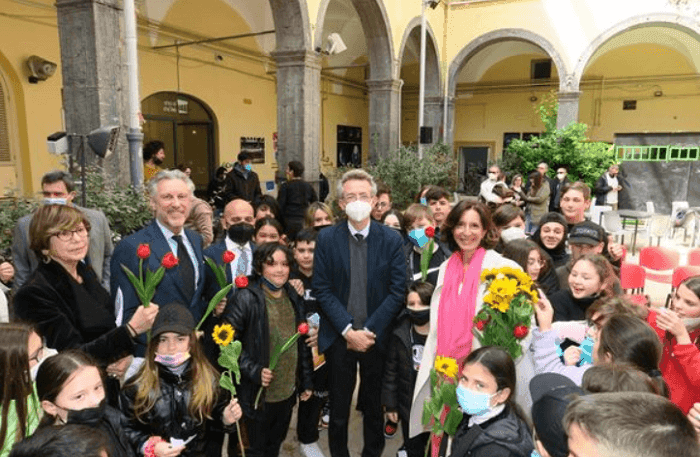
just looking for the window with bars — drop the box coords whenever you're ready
[615,145,699,162]
[0,80,10,162]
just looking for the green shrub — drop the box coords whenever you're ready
[368,143,457,209]
[501,92,615,189]
[0,195,38,255]
[82,168,152,242]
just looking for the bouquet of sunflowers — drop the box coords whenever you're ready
[472,266,538,360]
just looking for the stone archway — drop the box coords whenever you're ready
[316,0,399,162]
[446,29,568,143]
[571,13,700,90]
[398,18,442,145]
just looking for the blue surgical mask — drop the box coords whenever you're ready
[43,197,67,205]
[408,228,429,248]
[531,450,542,457]
[579,336,595,365]
[244,164,252,172]
[261,276,283,292]
[456,384,495,416]
[420,197,427,206]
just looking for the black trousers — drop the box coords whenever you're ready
[297,363,329,444]
[327,338,386,457]
[244,393,296,457]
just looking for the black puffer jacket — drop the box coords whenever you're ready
[221,277,313,419]
[381,313,414,423]
[120,362,233,456]
[223,163,262,203]
[449,405,533,457]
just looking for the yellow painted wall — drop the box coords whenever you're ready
[141,0,279,185]
[579,43,700,141]
[0,0,64,195]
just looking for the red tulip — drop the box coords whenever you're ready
[235,276,249,288]
[222,250,236,264]
[475,320,487,331]
[136,243,151,259]
[161,252,179,269]
[425,226,435,238]
[297,323,310,335]
[513,325,529,339]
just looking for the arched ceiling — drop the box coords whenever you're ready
[584,25,700,75]
[320,0,368,81]
[456,41,550,83]
[143,0,275,53]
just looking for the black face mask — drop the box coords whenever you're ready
[407,309,430,326]
[228,223,255,244]
[64,399,106,426]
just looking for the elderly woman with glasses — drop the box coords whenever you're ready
[13,205,157,370]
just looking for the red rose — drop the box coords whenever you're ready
[222,250,235,264]
[235,276,248,288]
[513,325,529,339]
[475,320,487,331]
[161,252,179,269]
[297,323,310,335]
[136,243,151,259]
[425,226,435,238]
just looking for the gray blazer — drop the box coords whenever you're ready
[12,205,114,291]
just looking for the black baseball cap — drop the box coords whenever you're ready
[530,373,585,457]
[151,302,195,338]
[568,221,606,246]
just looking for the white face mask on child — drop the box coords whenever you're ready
[155,352,191,368]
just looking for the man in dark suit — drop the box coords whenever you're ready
[203,198,256,302]
[313,169,407,457]
[111,170,206,356]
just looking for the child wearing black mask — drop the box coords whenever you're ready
[381,280,433,457]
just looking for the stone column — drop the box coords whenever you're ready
[557,91,581,129]
[367,79,402,162]
[273,50,321,189]
[443,95,456,147]
[56,0,128,184]
[423,96,444,146]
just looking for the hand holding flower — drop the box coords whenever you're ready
[222,398,242,426]
[128,303,160,335]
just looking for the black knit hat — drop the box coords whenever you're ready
[530,373,585,457]
[151,302,195,338]
[538,212,568,231]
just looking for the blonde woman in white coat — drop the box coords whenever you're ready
[408,201,535,441]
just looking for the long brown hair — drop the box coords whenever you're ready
[441,201,499,252]
[0,324,35,447]
[125,331,218,424]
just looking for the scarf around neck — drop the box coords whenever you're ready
[436,247,487,366]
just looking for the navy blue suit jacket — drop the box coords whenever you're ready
[312,220,407,353]
[110,221,206,354]
[203,239,257,302]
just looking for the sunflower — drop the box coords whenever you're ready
[434,355,458,378]
[212,323,235,346]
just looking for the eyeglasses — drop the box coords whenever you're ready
[53,226,88,241]
[28,341,45,365]
[344,194,371,203]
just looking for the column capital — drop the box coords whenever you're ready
[557,90,582,101]
[56,0,120,8]
[271,50,321,70]
[366,79,403,92]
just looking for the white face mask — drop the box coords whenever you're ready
[30,347,57,381]
[345,200,372,222]
[488,173,497,181]
[683,316,700,331]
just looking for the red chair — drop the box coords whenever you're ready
[665,265,700,307]
[639,246,681,284]
[619,262,649,307]
[688,248,700,267]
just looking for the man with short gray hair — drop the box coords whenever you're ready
[111,170,207,356]
[564,392,700,457]
[314,168,406,457]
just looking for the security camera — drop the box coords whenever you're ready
[26,56,57,84]
[427,0,440,8]
[47,131,69,155]
[325,33,347,56]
